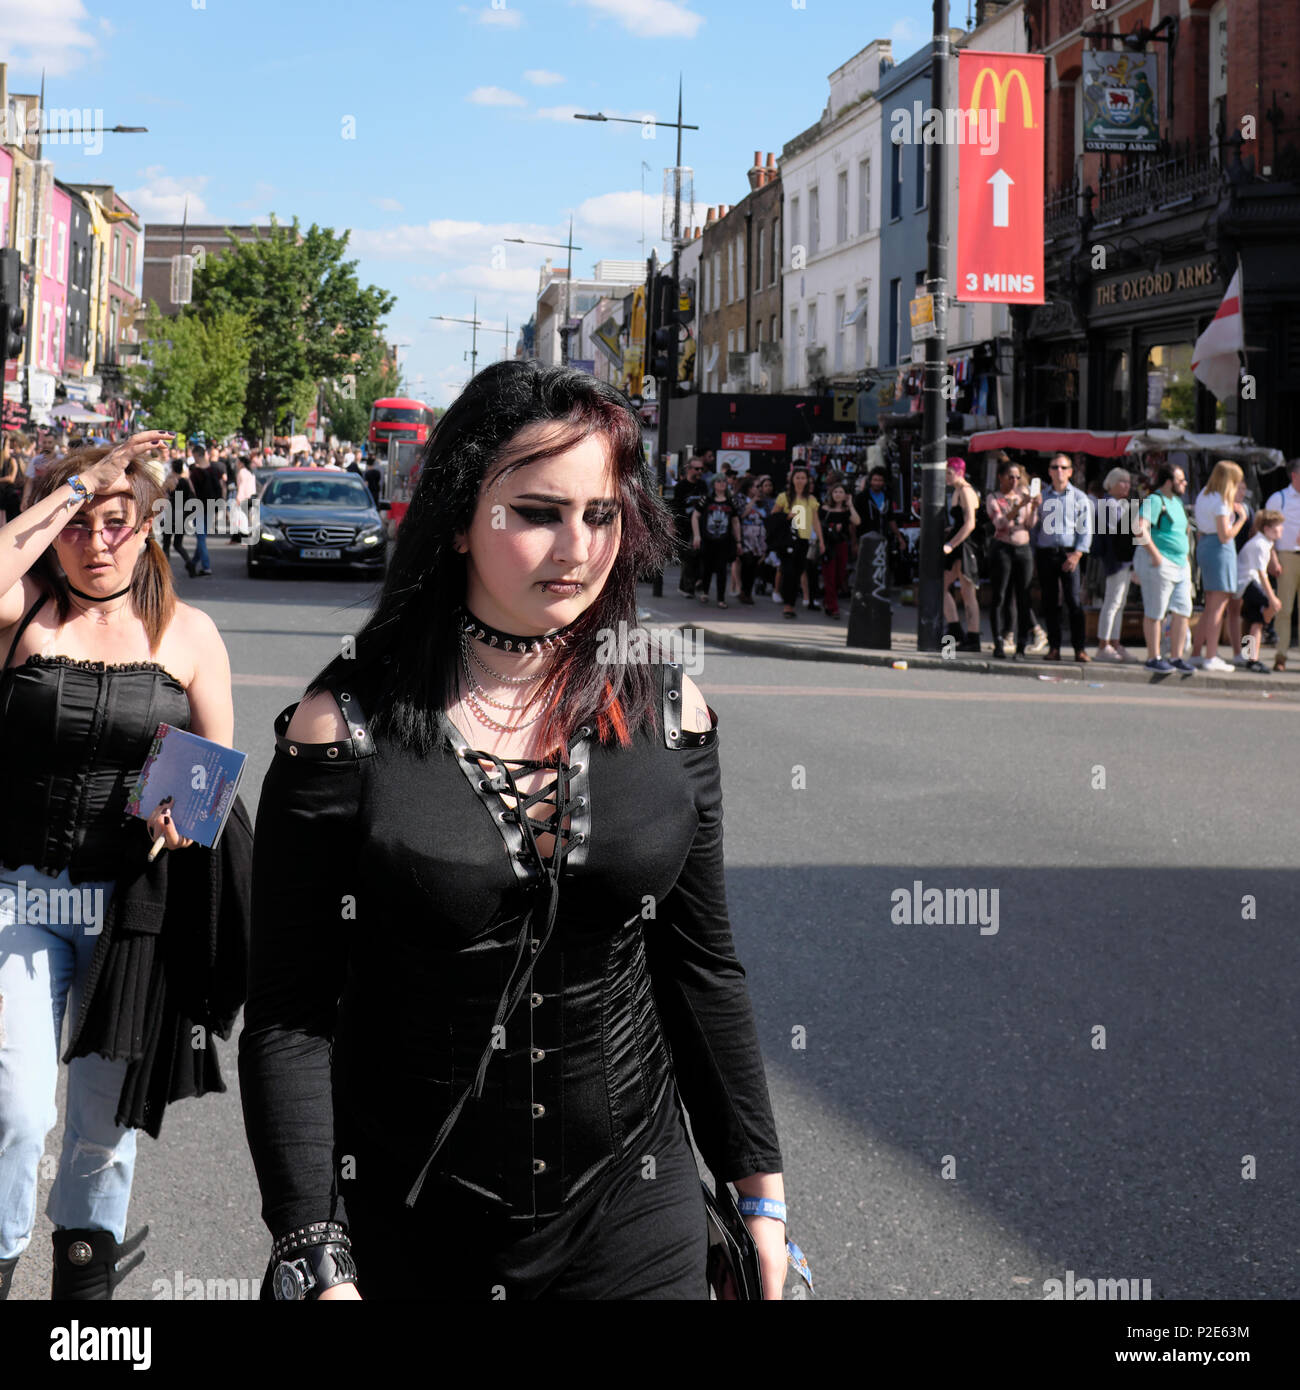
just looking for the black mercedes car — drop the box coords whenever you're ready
[246,468,388,577]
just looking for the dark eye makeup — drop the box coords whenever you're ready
[512,506,620,527]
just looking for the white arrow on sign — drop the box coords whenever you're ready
[988,168,1014,228]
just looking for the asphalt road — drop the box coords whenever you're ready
[11,541,1299,1301]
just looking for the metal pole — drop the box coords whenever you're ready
[646,248,662,597]
[917,0,951,653]
[656,76,683,513]
[471,294,478,377]
[22,73,46,416]
[562,215,573,366]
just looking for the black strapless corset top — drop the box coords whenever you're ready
[0,655,192,883]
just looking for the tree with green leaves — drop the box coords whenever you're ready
[190,217,396,442]
[128,306,251,441]
[322,356,401,445]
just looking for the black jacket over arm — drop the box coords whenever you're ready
[239,661,783,1241]
[64,796,253,1138]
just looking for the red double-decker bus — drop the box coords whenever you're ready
[367,397,437,529]
[367,397,436,456]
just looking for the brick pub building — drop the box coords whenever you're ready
[1007,0,1300,467]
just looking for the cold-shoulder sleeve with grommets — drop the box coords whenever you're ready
[238,686,373,1238]
[644,682,784,1185]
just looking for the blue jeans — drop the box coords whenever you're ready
[0,864,134,1259]
[191,513,211,572]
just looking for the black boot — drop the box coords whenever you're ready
[958,631,982,652]
[0,1254,18,1300]
[945,621,963,643]
[51,1225,148,1301]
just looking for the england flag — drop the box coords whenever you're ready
[1191,268,1244,402]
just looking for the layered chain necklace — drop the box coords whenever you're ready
[458,628,558,735]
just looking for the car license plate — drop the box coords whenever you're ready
[299,547,341,559]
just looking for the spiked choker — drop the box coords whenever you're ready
[455,604,578,656]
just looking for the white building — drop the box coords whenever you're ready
[780,39,893,393]
[533,258,646,366]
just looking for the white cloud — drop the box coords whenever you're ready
[410,264,539,296]
[533,104,583,123]
[350,217,561,262]
[236,180,278,212]
[889,17,925,50]
[476,4,523,27]
[468,86,527,107]
[524,69,565,86]
[120,167,211,223]
[575,189,672,243]
[577,0,702,39]
[372,196,404,212]
[0,0,99,77]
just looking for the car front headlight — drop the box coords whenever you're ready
[357,525,384,546]
[259,530,278,543]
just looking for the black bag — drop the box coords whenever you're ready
[703,1180,763,1300]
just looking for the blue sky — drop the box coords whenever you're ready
[3,0,965,407]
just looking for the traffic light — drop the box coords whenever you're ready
[675,276,695,325]
[651,325,674,380]
[0,249,25,361]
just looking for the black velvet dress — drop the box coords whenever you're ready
[239,659,784,1300]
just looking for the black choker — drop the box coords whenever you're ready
[68,582,133,603]
[456,605,578,656]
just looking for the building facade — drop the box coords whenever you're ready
[780,41,891,395]
[61,185,95,374]
[697,153,783,396]
[141,222,262,314]
[1018,0,1300,459]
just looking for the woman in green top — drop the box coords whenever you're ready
[773,468,825,620]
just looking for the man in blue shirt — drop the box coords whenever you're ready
[1031,453,1093,661]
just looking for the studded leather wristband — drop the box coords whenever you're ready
[272,1241,358,1301]
[271,1221,347,1262]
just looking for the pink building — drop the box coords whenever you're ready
[0,147,12,249]
[39,183,71,375]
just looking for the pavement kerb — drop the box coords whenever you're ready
[652,618,1300,697]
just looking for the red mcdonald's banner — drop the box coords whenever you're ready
[957,51,1046,305]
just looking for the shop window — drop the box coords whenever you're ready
[1106,349,1129,426]
[1144,343,1196,429]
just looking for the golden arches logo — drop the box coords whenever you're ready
[969,67,1035,128]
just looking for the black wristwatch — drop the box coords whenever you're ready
[272,1242,358,1300]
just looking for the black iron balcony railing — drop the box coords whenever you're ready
[1045,141,1225,236]
[1093,140,1222,221]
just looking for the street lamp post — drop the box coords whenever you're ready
[917,1,952,653]
[506,223,581,366]
[577,80,699,599]
[431,295,482,379]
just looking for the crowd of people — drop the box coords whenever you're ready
[668,448,886,623]
[0,431,385,583]
[666,443,1300,674]
[968,448,1298,673]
